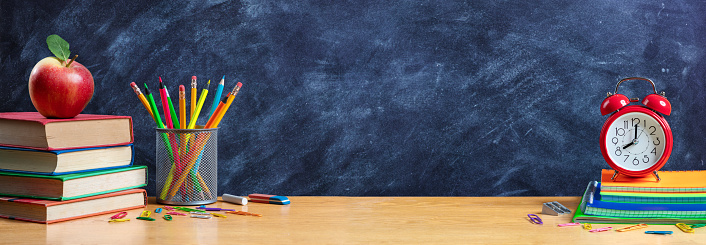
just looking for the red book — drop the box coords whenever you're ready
[0,188,146,224]
[0,112,133,151]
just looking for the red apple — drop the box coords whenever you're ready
[28,57,94,118]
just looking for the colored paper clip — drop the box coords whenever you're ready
[676,223,695,233]
[645,231,673,235]
[163,215,173,221]
[226,211,263,217]
[557,223,581,227]
[164,206,175,211]
[589,227,612,233]
[542,201,571,216]
[616,224,648,232]
[191,211,209,215]
[175,207,205,213]
[155,208,163,213]
[690,224,706,228]
[136,217,155,221]
[108,219,130,223]
[140,210,151,218]
[166,212,187,216]
[527,214,542,225]
[211,213,227,218]
[582,223,592,230]
[110,211,127,219]
[191,215,212,219]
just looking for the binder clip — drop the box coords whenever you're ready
[542,201,571,216]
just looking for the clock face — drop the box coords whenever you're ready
[604,111,666,172]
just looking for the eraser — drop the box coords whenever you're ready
[192,76,197,80]
[248,193,290,205]
[222,193,248,205]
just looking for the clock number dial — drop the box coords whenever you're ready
[604,112,666,171]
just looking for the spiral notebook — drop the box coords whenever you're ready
[600,169,706,193]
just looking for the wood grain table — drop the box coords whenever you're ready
[0,196,701,244]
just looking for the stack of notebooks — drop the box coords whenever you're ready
[573,169,706,224]
[0,112,147,223]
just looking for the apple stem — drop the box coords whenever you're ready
[66,55,78,67]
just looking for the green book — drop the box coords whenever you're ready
[0,165,147,200]
[572,181,706,224]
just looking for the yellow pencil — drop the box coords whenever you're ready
[187,80,210,129]
[130,82,155,122]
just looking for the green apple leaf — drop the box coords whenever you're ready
[46,34,70,61]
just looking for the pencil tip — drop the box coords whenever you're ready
[222,75,225,80]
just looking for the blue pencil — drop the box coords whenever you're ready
[207,75,225,120]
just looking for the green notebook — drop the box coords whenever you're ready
[572,181,706,224]
[0,165,147,200]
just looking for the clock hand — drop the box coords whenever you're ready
[634,124,638,140]
[622,141,635,149]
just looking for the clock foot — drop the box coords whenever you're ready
[653,171,661,182]
[611,171,619,181]
[610,171,661,182]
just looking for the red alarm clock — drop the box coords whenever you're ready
[599,77,672,181]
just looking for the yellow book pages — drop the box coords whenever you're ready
[601,169,706,192]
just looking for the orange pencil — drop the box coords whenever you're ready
[179,85,186,129]
[190,76,197,120]
[211,82,242,128]
[130,82,155,122]
[204,94,228,128]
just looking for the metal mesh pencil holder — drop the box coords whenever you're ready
[156,128,217,205]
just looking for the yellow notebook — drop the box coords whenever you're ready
[600,169,706,193]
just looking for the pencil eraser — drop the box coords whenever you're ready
[248,193,290,205]
[222,194,247,205]
[237,82,242,88]
[192,76,197,80]
[179,85,185,91]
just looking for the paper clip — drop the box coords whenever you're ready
[191,215,212,219]
[191,211,209,215]
[155,208,162,213]
[136,217,155,221]
[211,213,227,218]
[166,212,187,216]
[616,224,648,232]
[645,231,673,235]
[108,219,130,223]
[175,207,205,213]
[690,224,706,228]
[582,223,592,230]
[110,211,127,219]
[527,214,542,225]
[226,211,263,217]
[140,210,151,218]
[676,223,695,233]
[164,206,175,211]
[589,227,612,233]
[557,223,580,227]
[163,215,173,221]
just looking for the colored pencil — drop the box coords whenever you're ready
[191,76,197,120]
[204,94,228,128]
[187,80,210,129]
[158,77,174,129]
[207,75,225,120]
[130,82,155,122]
[212,82,242,128]
[179,85,186,129]
[165,84,180,130]
[143,84,164,129]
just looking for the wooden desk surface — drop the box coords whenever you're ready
[0,196,701,244]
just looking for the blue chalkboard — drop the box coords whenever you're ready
[1,0,706,196]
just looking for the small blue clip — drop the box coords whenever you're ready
[527,214,543,225]
[645,231,673,235]
[155,208,162,213]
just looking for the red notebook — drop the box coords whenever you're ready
[0,188,146,224]
[0,112,133,150]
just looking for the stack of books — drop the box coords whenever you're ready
[0,112,147,223]
[573,169,706,224]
